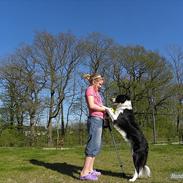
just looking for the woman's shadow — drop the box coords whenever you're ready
[29,159,131,180]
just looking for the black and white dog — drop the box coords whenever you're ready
[105,95,151,182]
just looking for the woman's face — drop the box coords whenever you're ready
[94,79,104,91]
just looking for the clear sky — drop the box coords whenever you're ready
[0,0,183,57]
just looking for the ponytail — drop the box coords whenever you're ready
[83,74,91,81]
[83,73,103,84]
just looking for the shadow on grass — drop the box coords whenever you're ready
[29,159,131,180]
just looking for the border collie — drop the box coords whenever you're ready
[105,95,151,182]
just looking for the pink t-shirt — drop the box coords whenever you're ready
[85,86,104,119]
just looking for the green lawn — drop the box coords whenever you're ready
[0,144,182,183]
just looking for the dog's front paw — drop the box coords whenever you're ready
[105,107,114,113]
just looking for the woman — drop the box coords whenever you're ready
[80,73,106,181]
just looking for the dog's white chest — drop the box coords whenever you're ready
[114,125,128,142]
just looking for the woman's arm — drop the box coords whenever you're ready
[87,96,106,112]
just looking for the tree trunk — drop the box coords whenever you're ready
[176,113,180,133]
[47,117,53,147]
[9,108,14,127]
[152,106,157,144]
[30,113,36,146]
[47,87,55,146]
[61,103,65,136]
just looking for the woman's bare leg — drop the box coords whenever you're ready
[80,156,93,176]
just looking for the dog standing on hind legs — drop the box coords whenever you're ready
[105,94,151,182]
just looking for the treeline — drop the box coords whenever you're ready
[0,32,182,147]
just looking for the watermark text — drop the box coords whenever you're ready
[170,173,183,179]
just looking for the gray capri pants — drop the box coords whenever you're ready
[85,116,103,157]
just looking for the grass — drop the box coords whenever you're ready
[0,144,182,183]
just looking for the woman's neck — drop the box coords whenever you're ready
[92,85,98,91]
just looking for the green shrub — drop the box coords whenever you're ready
[0,128,27,147]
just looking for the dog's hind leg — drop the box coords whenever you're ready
[139,165,151,178]
[144,165,151,177]
[129,169,138,182]
[129,152,141,181]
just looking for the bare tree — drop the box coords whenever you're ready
[167,45,183,141]
[0,56,27,129]
[0,46,46,145]
[83,32,113,73]
[15,45,46,145]
[33,32,84,146]
[70,83,87,145]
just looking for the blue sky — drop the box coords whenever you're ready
[0,0,183,58]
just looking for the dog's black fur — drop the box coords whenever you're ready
[106,95,150,182]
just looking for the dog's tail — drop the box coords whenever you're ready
[139,165,151,177]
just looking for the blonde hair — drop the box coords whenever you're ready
[83,73,103,84]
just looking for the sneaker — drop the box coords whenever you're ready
[80,173,98,181]
[91,170,101,176]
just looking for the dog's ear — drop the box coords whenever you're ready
[122,91,130,99]
[125,95,131,101]
[115,94,131,103]
[115,95,126,103]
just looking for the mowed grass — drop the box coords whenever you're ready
[0,144,182,183]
